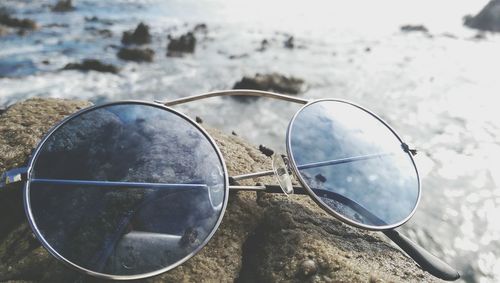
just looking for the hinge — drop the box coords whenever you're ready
[401,143,418,156]
[0,167,28,190]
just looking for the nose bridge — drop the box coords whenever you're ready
[272,154,294,195]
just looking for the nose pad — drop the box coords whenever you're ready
[272,154,294,195]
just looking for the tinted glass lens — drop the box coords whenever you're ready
[288,100,419,229]
[26,103,226,278]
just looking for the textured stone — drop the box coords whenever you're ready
[0,98,439,282]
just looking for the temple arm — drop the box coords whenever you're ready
[157,89,310,106]
[229,185,460,281]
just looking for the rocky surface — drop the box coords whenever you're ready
[0,99,439,282]
[62,59,119,74]
[464,0,500,32]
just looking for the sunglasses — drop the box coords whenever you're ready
[0,90,459,281]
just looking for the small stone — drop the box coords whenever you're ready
[257,39,269,52]
[284,36,294,49]
[0,12,37,29]
[315,174,327,183]
[299,259,317,277]
[193,23,207,33]
[259,145,274,157]
[369,275,383,283]
[231,131,238,136]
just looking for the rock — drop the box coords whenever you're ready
[84,16,113,25]
[117,47,154,62]
[0,11,36,30]
[193,23,208,33]
[464,0,500,32]
[228,53,249,60]
[258,145,274,157]
[400,24,429,33]
[62,59,119,74]
[122,22,152,45]
[0,99,440,282]
[233,73,305,97]
[52,0,75,12]
[257,39,269,52]
[167,32,196,56]
[284,36,294,49]
[85,26,113,37]
[299,259,318,277]
[474,32,487,40]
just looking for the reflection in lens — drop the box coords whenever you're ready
[26,103,226,278]
[288,100,419,229]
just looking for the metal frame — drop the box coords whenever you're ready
[159,89,310,106]
[286,98,422,231]
[22,101,230,280]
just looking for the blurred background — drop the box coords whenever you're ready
[1,0,499,282]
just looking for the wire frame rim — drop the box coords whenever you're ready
[23,100,230,280]
[285,98,422,231]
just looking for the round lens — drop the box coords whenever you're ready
[25,102,227,279]
[287,100,419,229]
